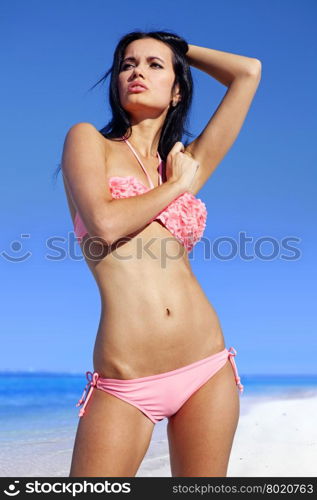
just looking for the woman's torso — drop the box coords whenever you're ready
[63,131,225,379]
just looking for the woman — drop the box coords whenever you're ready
[59,30,261,477]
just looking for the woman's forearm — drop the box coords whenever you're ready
[186,44,261,86]
[103,179,186,246]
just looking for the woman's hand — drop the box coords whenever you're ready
[166,141,199,193]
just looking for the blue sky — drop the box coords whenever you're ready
[1,0,316,375]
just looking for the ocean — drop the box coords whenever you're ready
[1,371,317,435]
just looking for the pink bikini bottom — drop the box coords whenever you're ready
[75,346,244,424]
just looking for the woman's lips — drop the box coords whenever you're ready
[128,85,148,93]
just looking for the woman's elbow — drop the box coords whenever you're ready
[89,215,114,246]
[248,58,262,76]
[98,223,115,246]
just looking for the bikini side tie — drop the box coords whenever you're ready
[75,371,99,417]
[228,347,244,393]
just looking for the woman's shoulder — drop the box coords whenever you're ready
[66,121,105,142]
[66,121,116,155]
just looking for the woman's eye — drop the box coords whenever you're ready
[121,62,163,70]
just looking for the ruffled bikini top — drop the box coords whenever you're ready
[74,137,207,252]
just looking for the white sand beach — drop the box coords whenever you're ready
[1,393,317,477]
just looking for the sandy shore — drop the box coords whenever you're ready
[1,393,316,477]
[137,393,317,477]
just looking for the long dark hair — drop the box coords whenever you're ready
[53,30,194,183]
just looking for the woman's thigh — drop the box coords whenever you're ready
[69,388,155,477]
[167,359,240,477]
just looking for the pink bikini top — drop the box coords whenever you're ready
[74,137,207,252]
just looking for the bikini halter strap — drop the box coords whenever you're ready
[122,136,162,189]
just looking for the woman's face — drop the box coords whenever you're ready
[117,38,181,117]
